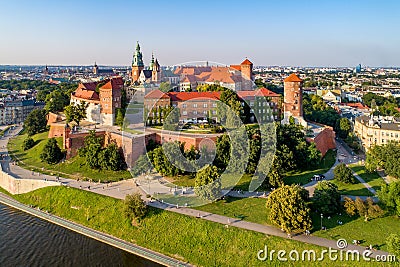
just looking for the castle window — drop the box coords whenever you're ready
[212,103,217,108]
[182,104,187,108]
[193,103,198,108]
[182,111,187,115]
[203,103,208,108]
[193,111,197,115]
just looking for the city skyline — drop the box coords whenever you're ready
[1,0,400,67]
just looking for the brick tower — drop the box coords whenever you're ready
[282,73,307,127]
[240,58,253,81]
[99,77,123,125]
[131,41,144,83]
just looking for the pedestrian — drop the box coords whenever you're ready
[88,186,91,190]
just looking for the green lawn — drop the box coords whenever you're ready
[312,212,400,252]
[194,196,399,253]
[285,149,336,185]
[4,186,374,267]
[195,196,271,225]
[330,179,373,196]
[8,131,131,182]
[350,165,386,192]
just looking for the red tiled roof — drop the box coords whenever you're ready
[168,91,221,102]
[237,88,281,99]
[257,87,281,97]
[284,73,303,82]
[241,58,253,65]
[229,65,242,71]
[145,89,169,99]
[101,76,124,90]
[344,103,368,109]
[73,82,99,100]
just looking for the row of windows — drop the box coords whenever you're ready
[182,110,217,116]
[181,103,217,108]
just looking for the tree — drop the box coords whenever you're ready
[215,134,231,170]
[115,108,125,127]
[78,130,103,169]
[266,185,312,234]
[386,234,400,258]
[24,109,48,136]
[44,89,69,113]
[131,154,153,176]
[334,163,356,184]
[366,142,400,179]
[194,165,221,201]
[267,160,284,188]
[378,181,400,217]
[312,181,341,215]
[343,196,357,216]
[64,102,88,126]
[159,82,172,92]
[22,136,35,151]
[335,118,352,139]
[99,143,123,171]
[40,138,63,164]
[354,197,384,221]
[124,193,147,224]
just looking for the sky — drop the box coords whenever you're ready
[1,0,400,67]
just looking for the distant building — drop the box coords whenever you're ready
[0,99,44,125]
[322,91,341,103]
[282,73,307,127]
[174,59,255,92]
[70,76,123,126]
[354,64,362,74]
[354,115,400,151]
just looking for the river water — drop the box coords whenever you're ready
[0,203,162,267]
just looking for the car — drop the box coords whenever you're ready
[340,153,347,157]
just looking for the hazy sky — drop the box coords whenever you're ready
[1,0,399,67]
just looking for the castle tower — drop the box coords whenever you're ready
[240,58,253,81]
[99,77,123,126]
[152,58,161,83]
[282,73,307,127]
[93,62,98,75]
[131,41,144,83]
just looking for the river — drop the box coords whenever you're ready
[0,203,163,267]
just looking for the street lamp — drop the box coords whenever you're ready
[320,213,323,230]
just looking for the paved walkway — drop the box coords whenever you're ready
[1,126,392,260]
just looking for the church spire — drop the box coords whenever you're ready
[132,41,144,67]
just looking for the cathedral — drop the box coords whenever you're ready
[131,42,161,84]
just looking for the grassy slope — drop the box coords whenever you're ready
[350,165,386,192]
[285,149,337,185]
[8,131,131,182]
[331,180,373,197]
[4,186,370,267]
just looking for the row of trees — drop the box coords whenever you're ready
[363,92,400,117]
[303,94,341,127]
[366,141,400,179]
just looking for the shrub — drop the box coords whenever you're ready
[22,137,35,151]
[334,163,356,184]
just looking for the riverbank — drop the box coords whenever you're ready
[0,191,187,267]
[0,186,385,267]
